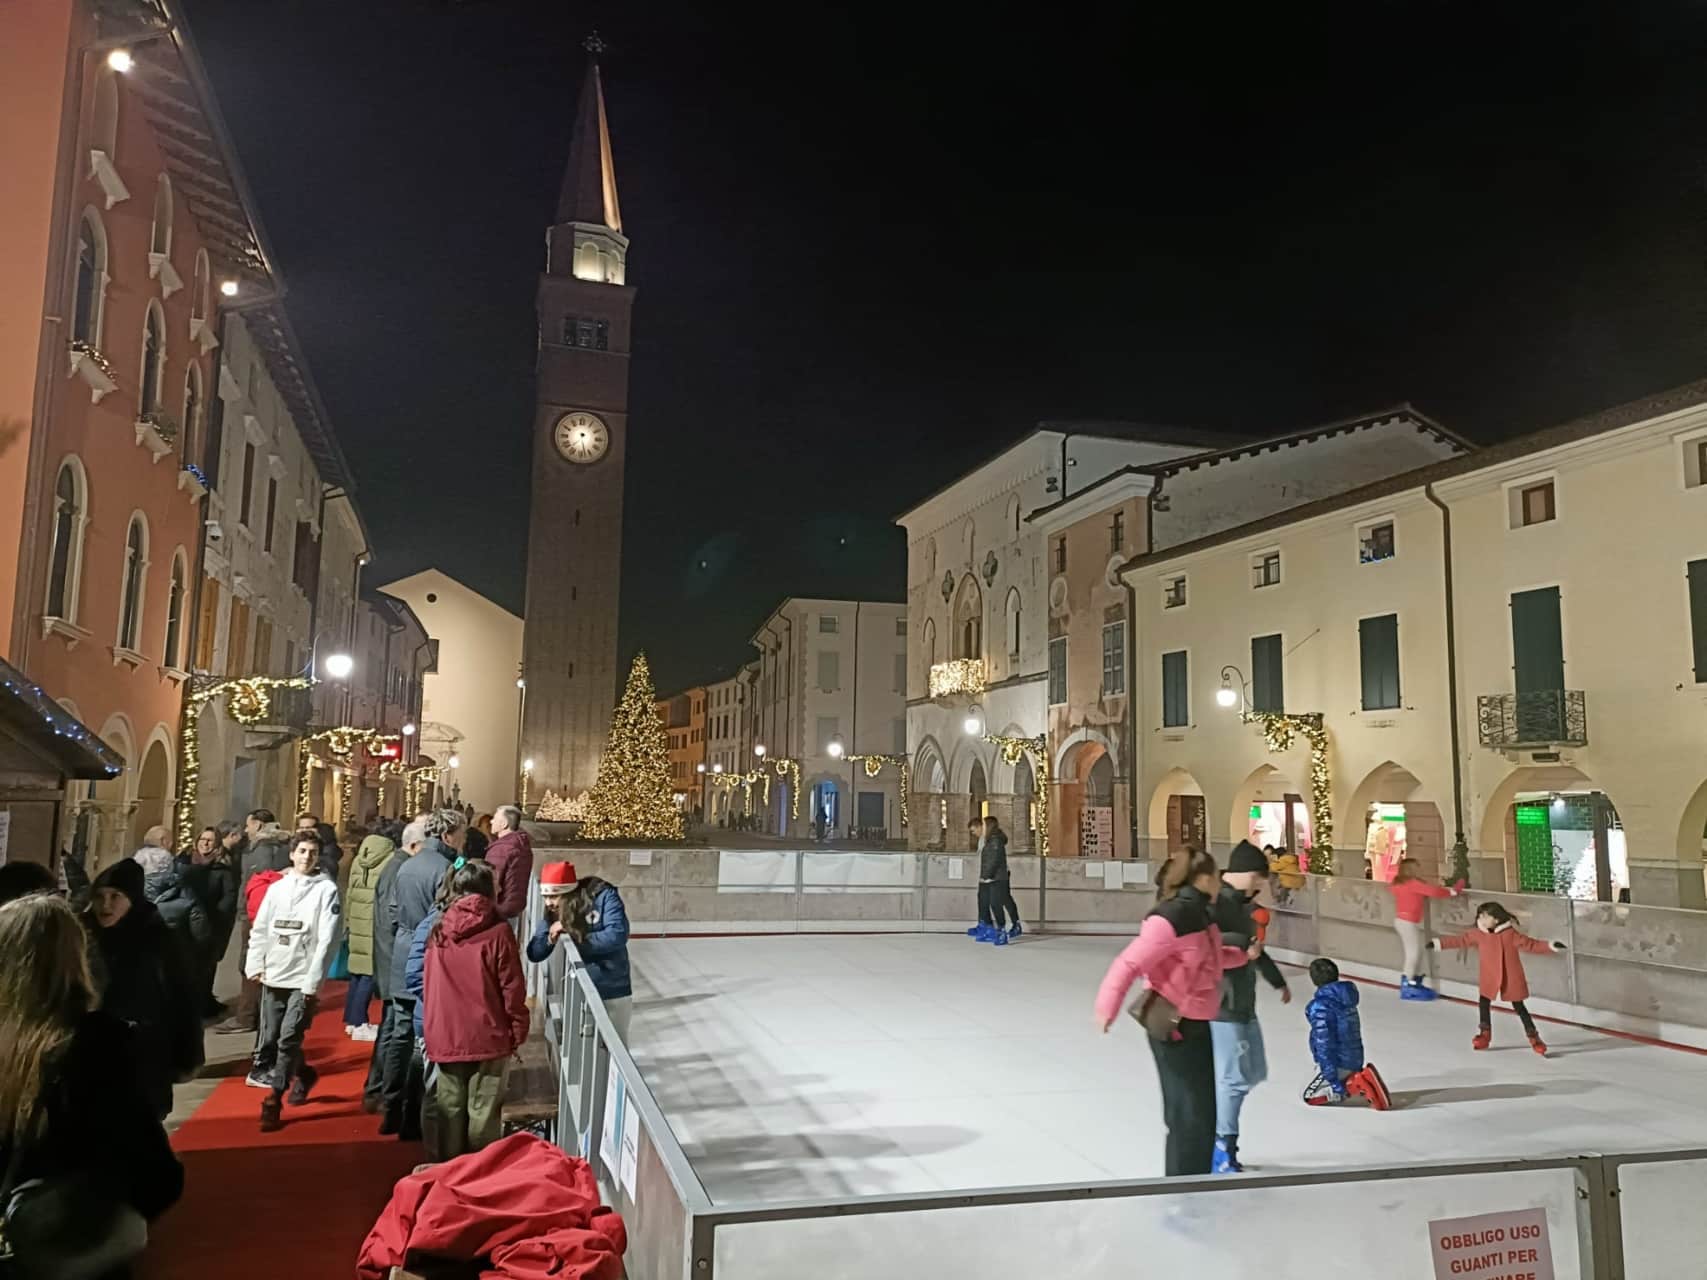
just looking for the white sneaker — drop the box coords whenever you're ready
[343,1025,354,1037]
[351,1023,379,1042]
[244,1070,273,1089]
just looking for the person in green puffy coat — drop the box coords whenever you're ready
[342,832,397,1038]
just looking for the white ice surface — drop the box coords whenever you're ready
[624,933,1703,1205]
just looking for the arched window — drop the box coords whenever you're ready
[181,362,202,461]
[139,302,165,414]
[953,576,983,660]
[1006,495,1022,537]
[163,550,187,669]
[117,514,147,652]
[1005,587,1022,657]
[190,249,211,329]
[45,460,88,620]
[73,212,107,345]
[575,240,601,280]
[921,618,936,672]
[91,70,118,158]
[962,518,976,566]
[150,174,173,257]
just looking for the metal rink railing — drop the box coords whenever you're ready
[519,859,1707,1279]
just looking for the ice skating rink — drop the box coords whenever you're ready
[625,933,1704,1204]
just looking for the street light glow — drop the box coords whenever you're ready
[401,722,416,736]
[516,677,526,689]
[522,758,535,773]
[107,48,133,72]
[962,705,984,736]
[219,279,239,298]
[1216,683,1238,708]
[826,736,844,759]
[448,754,461,769]
[323,652,354,679]
[696,762,707,773]
[753,743,767,758]
[712,762,723,774]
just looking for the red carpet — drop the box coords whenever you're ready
[140,981,423,1279]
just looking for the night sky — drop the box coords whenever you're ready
[181,1,1707,693]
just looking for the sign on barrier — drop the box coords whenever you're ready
[1429,1208,1555,1280]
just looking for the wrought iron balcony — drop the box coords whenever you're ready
[1476,690,1587,750]
[928,658,987,700]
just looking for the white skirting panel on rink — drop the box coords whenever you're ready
[1615,1156,1707,1279]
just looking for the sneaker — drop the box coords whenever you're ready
[343,1025,354,1037]
[1528,1032,1549,1057]
[1405,978,1438,1001]
[989,928,1008,946]
[1008,922,1023,939]
[244,1070,274,1090]
[1211,1138,1241,1174]
[1471,1027,1492,1051]
[1354,1064,1392,1111]
[260,1094,283,1133]
[351,1023,379,1042]
[215,1016,257,1035]
[287,1065,318,1106]
[966,924,989,939]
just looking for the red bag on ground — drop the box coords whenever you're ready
[356,1132,626,1280]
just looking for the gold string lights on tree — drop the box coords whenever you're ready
[176,675,313,849]
[983,733,1050,857]
[1242,710,1334,876]
[582,653,685,841]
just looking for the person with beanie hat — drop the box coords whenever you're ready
[1207,841,1291,1173]
[82,858,205,1118]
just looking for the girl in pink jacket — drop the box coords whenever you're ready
[1094,849,1255,1176]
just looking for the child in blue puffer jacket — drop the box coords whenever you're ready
[1302,959,1391,1110]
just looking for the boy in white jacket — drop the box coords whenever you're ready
[246,833,342,1131]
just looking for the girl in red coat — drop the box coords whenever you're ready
[1432,902,1566,1055]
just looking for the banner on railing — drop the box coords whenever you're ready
[1429,1207,1555,1280]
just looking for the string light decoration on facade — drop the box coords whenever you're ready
[769,757,803,820]
[982,733,1051,857]
[708,769,769,815]
[848,753,910,827]
[295,725,404,823]
[928,658,987,699]
[177,675,312,848]
[1242,710,1334,876]
[582,654,685,841]
[535,789,590,822]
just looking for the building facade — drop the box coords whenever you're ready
[751,599,907,840]
[1122,383,1707,908]
[656,688,707,817]
[521,49,632,801]
[381,569,523,817]
[704,664,757,825]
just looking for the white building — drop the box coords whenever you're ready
[189,306,361,826]
[380,568,524,816]
[749,599,908,839]
[1122,381,1707,908]
[704,662,757,826]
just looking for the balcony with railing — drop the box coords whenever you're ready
[1477,690,1587,750]
[928,658,986,700]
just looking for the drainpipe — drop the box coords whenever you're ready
[1424,483,1471,883]
[1123,574,1141,862]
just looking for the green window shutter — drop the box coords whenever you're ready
[1689,560,1707,683]
[1359,614,1400,710]
[1162,650,1188,727]
[1510,587,1564,693]
[1251,634,1283,713]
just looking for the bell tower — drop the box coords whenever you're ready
[520,35,632,802]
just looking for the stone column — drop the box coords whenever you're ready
[909,793,945,851]
[945,794,973,851]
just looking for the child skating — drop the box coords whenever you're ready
[1388,858,1462,1000]
[1301,959,1391,1110]
[1432,901,1566,1055]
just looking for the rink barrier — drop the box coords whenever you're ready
[531,845,1707,1041]
[521,867,1707,1279]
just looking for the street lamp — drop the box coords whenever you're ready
[753,743,767,758]
[448,753,461,769]
[401,722,416,737]
[219,279,239,298]
[712,762,723,774]
[696,762,707,774]
[323,651,354,680]
[826,734,845,759]
[107,48,133,72]
[1217,665,1248,712]
[962,704,985,737]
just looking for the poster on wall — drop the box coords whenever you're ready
[1081,806,1113,857]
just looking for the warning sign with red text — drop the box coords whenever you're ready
[1429,1208,1555,1280]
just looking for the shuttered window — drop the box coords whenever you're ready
[1251,634,1284,713]
[1689,560,1707,682]
[1359,614,1401,710]
[1162,650,1189,727]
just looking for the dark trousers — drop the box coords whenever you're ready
[1147,1017,1217,1176]
[343,973,376,1026]
[977,880,1020,929]
[378,996,424,1131]
[1479,996,1538,1035]
[363,998,398,1104]
[255,985,314,1094]
[203,912,237,1009]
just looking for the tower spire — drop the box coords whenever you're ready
[557,33,622,232]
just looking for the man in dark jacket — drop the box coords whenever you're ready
[377,810,459,1136]
[974,816,1020,943]
[364,819,422,1114]
[484,804,534,924]
[215,810,292,1033]
[1208,841,1291,1173]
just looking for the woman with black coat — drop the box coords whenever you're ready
[0,893,183,1277]
[82,860,204,1119]
[179,824,242,1018]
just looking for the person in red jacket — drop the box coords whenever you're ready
[1432,901,1566,1054]
[420,860,530,1157]
[1389,858,1462,1001]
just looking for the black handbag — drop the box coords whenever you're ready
[0,1126,148,1279]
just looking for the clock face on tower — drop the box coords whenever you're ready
[553,411,609,464]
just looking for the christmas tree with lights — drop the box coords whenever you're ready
[582,653,685,842]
